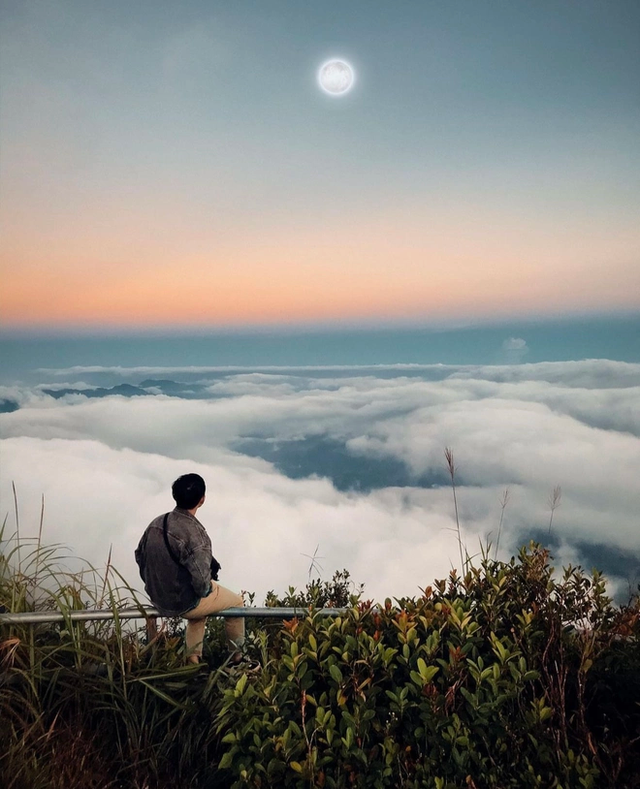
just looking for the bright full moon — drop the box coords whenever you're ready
[318,60,354,95]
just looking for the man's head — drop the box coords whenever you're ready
[172,473,206,510]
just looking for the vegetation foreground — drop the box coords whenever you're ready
[1,532,639,788]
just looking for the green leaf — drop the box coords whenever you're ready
[410,670,424,686]
[460,687,476,707]
[137,680,187,709]
[218,751,234,770]
[422,665,439,682]
[290,761,303,773]
[289,721,302,737]
[235,673,248,695]
[329,664,343,684]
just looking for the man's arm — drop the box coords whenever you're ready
[181,544,213,599]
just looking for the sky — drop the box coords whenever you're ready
[1,0,639,331]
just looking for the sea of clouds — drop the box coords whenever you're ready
[1,359,639,604]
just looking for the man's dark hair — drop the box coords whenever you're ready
[172,473,206,510]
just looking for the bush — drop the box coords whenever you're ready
[214,546,640,788]
[1,531,639,788]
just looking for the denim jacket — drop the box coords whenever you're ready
[135,507,213,616]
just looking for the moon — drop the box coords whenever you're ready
[318,59,354,96]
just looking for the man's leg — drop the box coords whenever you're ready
[183,581,245,661]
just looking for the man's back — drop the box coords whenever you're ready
[135,508,213,616]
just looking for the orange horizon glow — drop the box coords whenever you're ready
[2,203,639,330]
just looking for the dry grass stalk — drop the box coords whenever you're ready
[548,485,562,535]
[444,447,465,573]
[494,488,511,560]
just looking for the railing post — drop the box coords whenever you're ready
[145,616,158,642]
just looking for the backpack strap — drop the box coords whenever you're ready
[162,513,181,566]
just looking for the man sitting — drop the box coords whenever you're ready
[135,473,256,669]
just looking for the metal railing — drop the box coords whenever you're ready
[0,606,349,626]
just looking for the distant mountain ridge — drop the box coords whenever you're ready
[42,383,148,399]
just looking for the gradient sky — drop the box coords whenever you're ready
[1,0,639,330]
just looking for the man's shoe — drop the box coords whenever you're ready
[226,653,261,674]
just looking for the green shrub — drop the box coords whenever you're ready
[1,528,639,788]
[213,546,640,788]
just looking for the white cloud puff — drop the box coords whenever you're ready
[501,337,529,363]
[502,338,527,351]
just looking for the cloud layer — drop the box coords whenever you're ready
[1,360,639,603]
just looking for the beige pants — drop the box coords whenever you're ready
[183,580,244,659]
